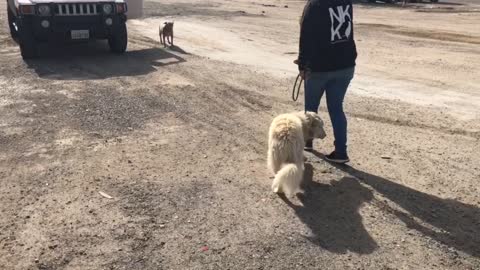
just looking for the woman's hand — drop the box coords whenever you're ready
[294,59,308,79]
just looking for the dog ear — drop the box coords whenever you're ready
[310,113,323,127]
[164,22,168,25]
[300,112,315,138]
[304,112,315,126]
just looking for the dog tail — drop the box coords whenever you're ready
[272,163,303,196]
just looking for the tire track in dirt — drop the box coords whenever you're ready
[357,23,480,45]
[341,108,480,139]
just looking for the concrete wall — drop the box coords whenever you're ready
[125,0,143,19]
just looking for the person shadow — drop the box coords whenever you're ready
[311,150,480,258]
[280,163,379,254]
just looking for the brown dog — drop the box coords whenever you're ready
[159,22,174,47]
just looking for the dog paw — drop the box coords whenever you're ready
[295,189,305,197]
[272,185,282,194]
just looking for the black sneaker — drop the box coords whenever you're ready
[304,140,313,152]
[325,151,350,164]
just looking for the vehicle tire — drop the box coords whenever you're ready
[18,23,37,59]
[431,0,438,2]
[108,22,128,54]
[7,7,18,40]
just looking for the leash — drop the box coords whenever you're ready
[292,73,303,102]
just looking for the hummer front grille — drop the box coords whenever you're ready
[54,3,100,16]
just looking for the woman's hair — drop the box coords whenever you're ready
[299,8,306,25]
[299,1,311,25]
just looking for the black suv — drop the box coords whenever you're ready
[7,0,128,59]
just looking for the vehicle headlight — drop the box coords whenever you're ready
[38,5,51,16]
[19,5,35,15]
[102,4,113,14]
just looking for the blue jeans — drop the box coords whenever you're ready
[304,67,355,155]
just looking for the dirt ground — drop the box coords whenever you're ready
[1,0,479,269]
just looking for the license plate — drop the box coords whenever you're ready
[71,30,89,40]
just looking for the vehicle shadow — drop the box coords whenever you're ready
[25,41,186,80]
[280,163,379,254]
[311,150,480,258]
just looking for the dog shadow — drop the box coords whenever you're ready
[168,45,190,55]
[281,163,378,254]
[312,150,480,258]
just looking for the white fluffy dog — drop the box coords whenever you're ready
[267,112,326,196]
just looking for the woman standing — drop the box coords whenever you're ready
[297,0,357,164]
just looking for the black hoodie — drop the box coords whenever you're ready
[298,0,357,72]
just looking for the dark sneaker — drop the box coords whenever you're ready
[304,140,313,152]
[325,151,350,164]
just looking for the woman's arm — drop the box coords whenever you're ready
[298,1,316,72]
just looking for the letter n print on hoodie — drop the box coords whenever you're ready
[329,4,353,44]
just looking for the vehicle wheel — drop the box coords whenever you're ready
[18,24,37,59]
[108,22,128,54]
[7,7,18,40]
[431,0,438,2]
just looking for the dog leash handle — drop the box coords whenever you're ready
[292,74,303,102]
